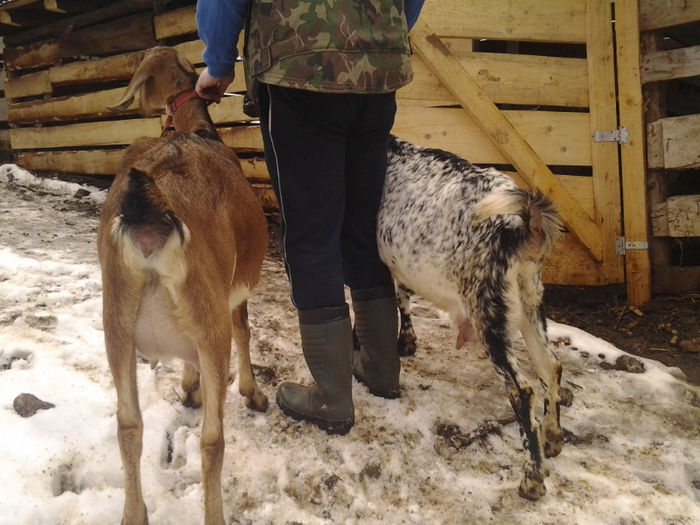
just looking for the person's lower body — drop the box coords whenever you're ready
[257,84,401,433]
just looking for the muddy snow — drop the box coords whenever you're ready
[0,164,698,525]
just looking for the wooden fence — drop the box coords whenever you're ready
[0,0,697,303]
[640,0,700,293]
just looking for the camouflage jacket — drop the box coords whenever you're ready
[244,0,413,94]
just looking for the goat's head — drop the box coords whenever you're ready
[108,47,198,116]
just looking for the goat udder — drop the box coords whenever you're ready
[456,318,477,349]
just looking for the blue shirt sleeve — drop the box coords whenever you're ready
[196,0,248,78]
[404,0,425,31]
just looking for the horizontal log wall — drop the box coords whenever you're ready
[640,0,700,293]
[0,0,634,288]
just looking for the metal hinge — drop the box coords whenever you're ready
[595,126,629,144]
[616,237,649,256]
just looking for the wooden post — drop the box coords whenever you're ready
[586,0,625,283]
[615,0,652,305]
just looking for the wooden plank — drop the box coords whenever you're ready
[4,0,154,46]
[154,5,197,40]
[651,195,700,237]
[173,39,205,65]
[639,0,700,31]
[4,69,51,99]
[4,39,60,71]
[542,233,603,286]
[662,114,700,169]
[586,0,624,283]
[208,94,256,125]
[48,51,144,85]
[58,11,156,58]
[615,0,652,305]
[8,87,138,124]
[240,156,270,182]
[0,0,42,11]
[0,3,63,28]
[43,0,112,15]
[642,45,700,84]
[15,148,273,190]
[507,171,595,219]
[646,119,665,169]
[0,11,21,28]
[251,184,278,211]
[410,20,603,262]
[219,125,265,153]
[647,114,700,170]
[15,148,124,174]
[402,51,589,108]
[421,0,587,43]
[10,118,161,149]
[393,102,592,166]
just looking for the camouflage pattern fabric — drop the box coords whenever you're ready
[244,0,413,95]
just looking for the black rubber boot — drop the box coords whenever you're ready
[276,305,354,435]
[352,286,400,399]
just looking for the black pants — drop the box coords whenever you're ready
[258,83,396,311]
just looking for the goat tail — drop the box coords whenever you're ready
[121,168,166,225]
[473,187,563,256]
[114,168,188,259]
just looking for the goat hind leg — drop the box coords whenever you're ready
[232,301,268,412]
[197,315,232,525]
[104,309,148,524]
[521,312,564,458]
[518,270,565,458]
[481,312,547,500]
[396,283,417,356]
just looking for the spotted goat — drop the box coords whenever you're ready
[378,136,566,500]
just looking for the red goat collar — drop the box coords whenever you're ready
[162,89,207,135]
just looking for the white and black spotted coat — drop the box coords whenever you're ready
[380,136,537,331]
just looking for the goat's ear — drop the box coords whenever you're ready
[107,50,150,113]
[107,47,161,113]
[106,77,145,113]
[175,52,196,76]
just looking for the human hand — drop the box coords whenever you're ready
[195,67,234,103]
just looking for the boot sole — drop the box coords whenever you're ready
[276,392,354,436]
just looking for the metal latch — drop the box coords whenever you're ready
[616,237,649,256]
[595,126,629,144]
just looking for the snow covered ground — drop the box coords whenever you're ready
[0,164,698,525]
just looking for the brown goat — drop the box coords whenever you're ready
[98,47,268,525]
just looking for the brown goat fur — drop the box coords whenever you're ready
[98,47,268,525]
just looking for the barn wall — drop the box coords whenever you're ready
[639,0,700,293]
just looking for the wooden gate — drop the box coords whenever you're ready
[397,0,646,299]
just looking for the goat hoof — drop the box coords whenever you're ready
[121,503,148,525]
[544,439,562,458]
[559,386,574,407]
[397,334,417,357]
[182,389,202,409]
[544,428,564,458]
[245,389,268,412]
[519,472,546,501]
